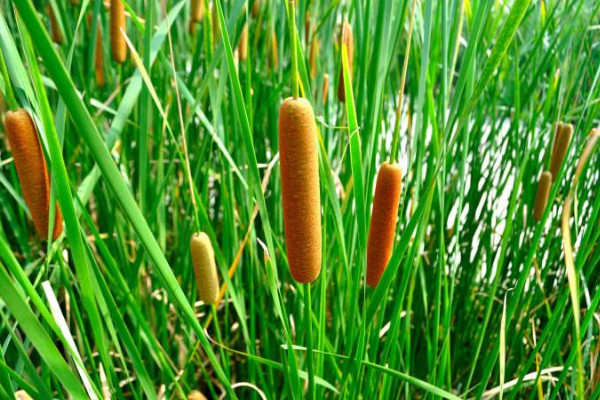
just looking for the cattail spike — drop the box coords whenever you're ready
[309,36,319,79]
[95,24,105,87]
[322,73,329,104]
[48,5,65,44]
[251,0,260,17]
[270,31,279,69]
[279,97,322,283]
[367,162,402,288]
[533,171,552,221]
[188,390,208,400]
[4,109,63,239]
[238,22,248,61]
[337,20,354,102]
[191,0,204,22]
[549,122,573,179]
[190,232,220,304]
[110,0,127,63]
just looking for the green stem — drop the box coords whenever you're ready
[288,0,298,98]
[306,283,315,399]
[390,0,417,164]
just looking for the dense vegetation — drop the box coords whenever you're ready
[0,0,599,398]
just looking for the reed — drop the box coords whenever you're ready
[190,232,220,304]
[278,97,322,283]
[532,171,552,221]
[366,162,402,287]
[110,0,127,63]
[549,122,573,179]
[4,109,63,239]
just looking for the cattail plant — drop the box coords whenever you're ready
[187,391,208,400]
[191,0,204,23]
[278,97,322,283]
[304,11,311,43]
[239,22,248,61]
[4,109,63,239]
[309,35,319,78]
[251,0,260,17]
[15,391,33,400]
[110,0,127,63]
[212,2,221,45]
[190,232,220,304]
[549,122,573,179]
[533,171,552,221]
[48,5,64,44]
[270,30,279,69]
[322,73,329,104]
[69,0,80,5]
[337,20,353,102]
[91,18,105,87]
[366,162,402,287]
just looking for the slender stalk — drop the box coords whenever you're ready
[287,0,299,98]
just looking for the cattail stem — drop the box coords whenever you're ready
[305,283,315,399]
[367,162,402,287]
[279,97,321,283]
[532,171,552,221]
[4,109,63,239]
[390,0,417,164]
[287,0,299,98]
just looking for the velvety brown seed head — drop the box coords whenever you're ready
[110,0,127,63]
[69,0,80,5]
[278,97,322,283]
[187,391,208,400]
[367,162,402,288]
[48,5,65,44]
[270,31,279,69]
[14,390,33,400]
[190,232,220,304]
[304,11,311,43]
[4,109,63,239]
[322,73,329,104]
[191,0,204,22]
[309,36,320,78]
[549,123,573,179]
[251,0,260,17]
[533,171,552,221]
[238,22,248,61]
[212,3,221,44]
[95,24,106,87]
[337,20,354,102]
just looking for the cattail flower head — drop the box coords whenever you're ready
[110,0,127,63]
[367,162,402,287]
[190,232,220,304]
[337,20,354,102]
[4,109,63,239]
[533,171,552,221]
[549,122,573,179]
[278,97,322,283]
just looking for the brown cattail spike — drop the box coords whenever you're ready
[15,391,33,400]
[191,0,204,22]
[238,22,248,61]
[212,3,221,45]
[190,232,220,304]
[270,31,279,69]
[4,110,63,239]
[48,5,65,44]
[251,0,260,17]
[367,162,402,288]
[533,171,552,221]
[188,391,208,400]
[322,73,329,104]
[279,98,322,283]
[110,0,127,63]
[337,20,354,102]
[309,35,319,78]
[94,24,105,87]
[549,123,573,179]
